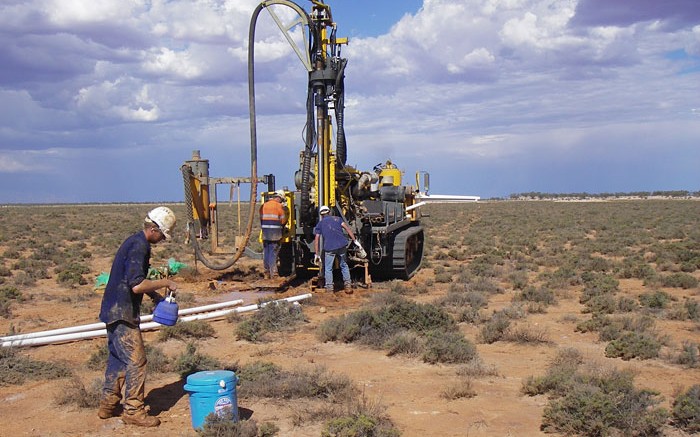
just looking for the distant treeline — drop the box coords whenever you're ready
[502,190,700,200]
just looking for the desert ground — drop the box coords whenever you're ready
[0,200,698,436]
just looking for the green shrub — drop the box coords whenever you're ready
[434,272,453,283]
[525,352,668,436]
[236,301,306,343]
[172,342,222,378]
[580,273,619,304]
[616,296,637,312]
[322,414,399,437]
[384,331,424,357]
[438,289,488,312]
[158,320,216,342]
[505,325,550,344]
[685,298,699,320]
[638,290,672,309]
[541,379,667,436]
[55,262,90,287]
[514,286,555,305]
[0,347,73,385]
[319,295,455,347]
[236,362,355,401]
[478,312,511,344]
[675,341,699,368]
[422,330,477,364]
[197,411,258,437]
[672,385,700,433]
[661,272,698,289]
[604,331,662,360]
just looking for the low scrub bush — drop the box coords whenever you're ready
[672,385,700,434]
[674,341,699,368]
[172,342,222,378]
[580,273,619,304]
[514,286,555,306]
[478,312,511,344]
[456,358,498,378]
[638,290,673,310]
[0,347,73,385]
[523,348,668,436]
[318,295,475,364]
[236,301,306,343]
[583,294,617,314]
[660,272,698,289]
[385,331,424,357]
[197,411,259,437]
[441,376,476,400]
[236,361,356,401]
[0,286,25,318]
[55,262,90,287]
[604,331,662,360]
[55,377,102,409]
[521,348,583,397]
[422,330,477,364]
[158,320,216,342]
[504,325,551,345]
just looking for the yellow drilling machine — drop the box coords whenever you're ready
[181,0,425,287]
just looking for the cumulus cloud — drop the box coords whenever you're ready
[0,0,698,202]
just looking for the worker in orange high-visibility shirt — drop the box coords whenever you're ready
[259,190,287,278]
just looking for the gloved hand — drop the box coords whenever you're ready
[353,240,367,258]
[314,254,321,265]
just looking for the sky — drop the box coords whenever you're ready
[0,0,699,203]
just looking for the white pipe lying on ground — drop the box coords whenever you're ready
[1,294,312,348]
[0,299,245,342]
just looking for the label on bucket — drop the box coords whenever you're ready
[215,396,233,416]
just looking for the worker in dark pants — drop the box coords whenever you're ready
[313,205,357,293]
[259,190,288,279]
[98,207,177,427]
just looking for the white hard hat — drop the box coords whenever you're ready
[319,205,330,215]
[274,189,285,199]
[145,206,176,240]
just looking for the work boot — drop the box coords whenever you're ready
[325,285,334,293]
[122,408,160,427]
[343,281,353,294]
[97,399,121,419]
[263,271,271,280]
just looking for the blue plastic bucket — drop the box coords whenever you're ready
[184,370,239,429]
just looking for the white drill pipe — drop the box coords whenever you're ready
[1,299,245,342]
[1,294,312,348]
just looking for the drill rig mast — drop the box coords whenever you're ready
[182,0,425,281]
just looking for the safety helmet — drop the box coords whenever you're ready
[274,189,286,200]
[319,205,330,215]
[145,206,176,240]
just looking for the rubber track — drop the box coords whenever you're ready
[392,225,424,280]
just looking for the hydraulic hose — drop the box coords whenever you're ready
[181,1,311,271]
[300,85,315,223]
[335,58,348,166]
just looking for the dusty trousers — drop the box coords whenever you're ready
[103,321,147,412]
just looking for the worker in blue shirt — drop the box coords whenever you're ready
[97,206,177,427]
[313,205,357,293]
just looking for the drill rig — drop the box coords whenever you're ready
[182,0,425,282]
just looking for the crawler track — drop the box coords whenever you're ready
[391,225,424,280]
